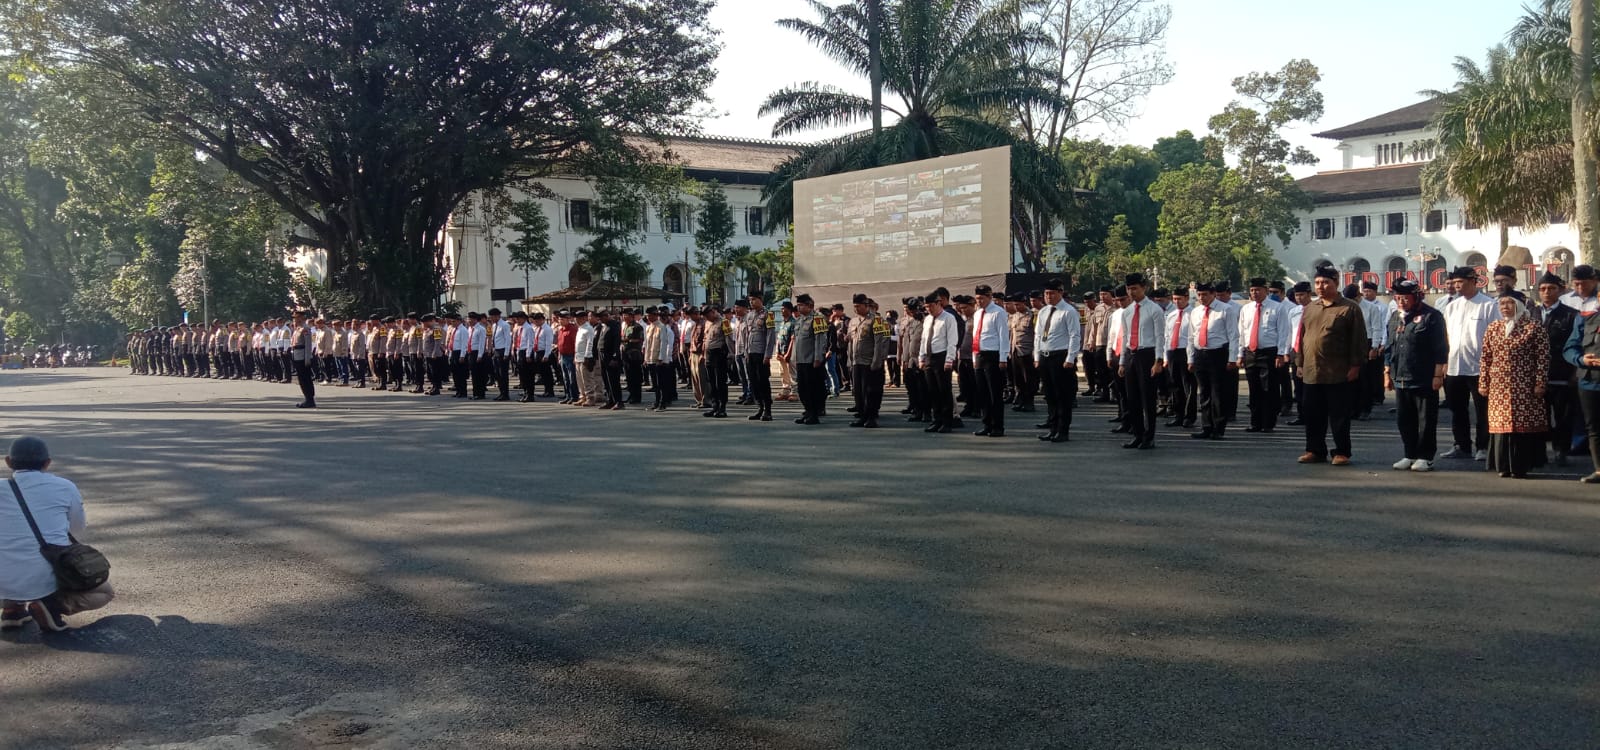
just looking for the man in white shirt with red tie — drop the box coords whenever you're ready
[968,284,1011,437]
[1118,273,1167,449]
[1237,277,1290,434]
[1164,285,1196,430]
[1032,278,1081,443]
[512,311,537,401]
[920,293,962,434]
[1187,282,1237,440]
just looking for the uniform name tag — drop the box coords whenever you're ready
[872,321,889,336]
[811,317,827,334]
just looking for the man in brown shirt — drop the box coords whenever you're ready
[1296,266,1370,465]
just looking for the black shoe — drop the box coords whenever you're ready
[748,412,764,421]
[1190,431,1213,440]
[1182,420,1196,429]
[1286,418,1305,426]
[1244,426,1262,432]
[987,430,1005,438]
[795,416,811,424]
[1165,419,1185,428]
[846,406,858,413]
[493,395,511,402]
[1050,431,1069,443]
[900,408,915,414]
[973,429,992,437]
[925,423,943,433]
[295,401,316,409]
[800,416,819,425]
[1122,438,1144,449]
[760,412,772,422]
[1138,441,1156,450]
[1038,432,1058,442]
[849,419,866,427]
[862,420,879,428]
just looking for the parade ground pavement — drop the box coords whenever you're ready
[2,368,1597,749]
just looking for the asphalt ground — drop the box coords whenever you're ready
[1,368,1597,749]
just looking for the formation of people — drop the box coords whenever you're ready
[121,263,1600,481]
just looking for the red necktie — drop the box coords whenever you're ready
[467,327,473,354]
[1170,312,1181,350]
[972,310,983,353]
[1129,302,1141,349]
[513,326,522,351]
[1198,307,1210,348]
[446,327,455,349]
[1249,305,1262,351]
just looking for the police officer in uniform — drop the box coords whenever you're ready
[846,293,892,427]
[789,294,828,425]
[289,310,317,408]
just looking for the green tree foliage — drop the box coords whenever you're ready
[1152,129,1223,171]
[573,180,653,285]
[1423,1,1600,259]
[505,199,553,291]
[759,0,1073,271]
[9,0,720,312]
[693,181,738,302]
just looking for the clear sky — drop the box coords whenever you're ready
[703,0,1531,177]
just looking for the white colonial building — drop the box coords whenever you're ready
[1274,99,1577,291]
[444,135,797,312]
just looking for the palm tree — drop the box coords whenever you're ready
[1423,1,1600,258]
[759,0,1072,272]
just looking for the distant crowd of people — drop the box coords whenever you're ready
[117,262,1600,481]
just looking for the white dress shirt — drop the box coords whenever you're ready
[514,322,536,355]
[1359,298,1388,347]
[1032,301,1082,364]
[490,319,511,351]
[1186,300,1239,361]
[1164,304,1190,352]
[920,309,960,362]
[969,302,1011,361]
[1,471,88,601]
[1561,290,1599,315]
[1119,298,1168,364]
[1443,292,1496,376]
[575,323,595,362]
[467,323,487,354]
[534,323,554,355]
[1236,298,1290,354]
[449,324,468,354]
[655,322,677,362]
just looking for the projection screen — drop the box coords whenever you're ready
[792,146,1011,306]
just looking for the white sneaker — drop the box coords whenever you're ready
[1410,459,1434,472]
[1473,449,1487,461]
[1439,446,1470,459]
[1392,458,1415,470]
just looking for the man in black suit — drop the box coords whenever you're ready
[1534,272,1579,466]
[598,309,624,409]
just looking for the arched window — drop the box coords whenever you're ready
[568,261,593,288]
[662,263,687,296]
[1385,256,1409,274]
[1348,257,1371,274]
[1545,247,1574,278]
[1462,251,1488,269]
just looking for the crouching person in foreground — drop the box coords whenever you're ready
[2,436,115,632]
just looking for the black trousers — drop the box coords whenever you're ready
[1444,375,1489,451]
[975,351,1005,431]
[280,352,293,382]
[625,356,644,403]
[1165,349,1196,424]
[1123,348,1159,443]
[493,351,511,397]
[1243,347,1280,431]
[796,359,825,418]
[1011,355,1037,407]
[373,355,389,387]
[428,356,445,392]
[701,349,728,409]
[516,354,535,396]
[1037,352,1076,433]
[1302,381,1355,458]
[1546,381,1578,456]
[601,356,622,404]
[1273,363,1294,413]
[350,355,367,385]
[1395,387,1440,460]
[652,362,675,407]
[746,353,772,407]
[1085,348,1108,394]
[957,357,976,406]
[851,364,884,419]
[1221,359,1239,422]
[904,364,925,416]
[469,352,488,397]
[534,354,556,395]
[1579,389,1600,470]
[1358,358,1383,414]
[923,353,955,426]
[1192,347,1230,433]
[292,359,316,405]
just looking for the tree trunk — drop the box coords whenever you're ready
[867,0,884,135]
[1573,0,1599,266]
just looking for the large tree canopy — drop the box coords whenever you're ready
[7,0,719,311]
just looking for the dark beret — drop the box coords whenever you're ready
[1268,280,1286,291]
[381,316,396,323]
[1538,272,1566,287]
[795,294,814,305]
[852,293,869,305]
[1113,286,1128,297]
[1044,278,1064,292]
[1124,273,1148,287]
[781,301,795,310]
[367,314,382,321]
[1573,265,1598,281]
[1391,278,1422,296]
[1213,281,1232,292]
[1247,277,1268,288]
[1152,288,1171,299]
[1361,281,1379,290]
[1291,281,1313,293]
[1028,289,1044,299]
[1448,266,1479,281]
[974,284,993,295]
[1195,281,1215,292]
[1493,265,1518,278]
[1313,266,1339,281]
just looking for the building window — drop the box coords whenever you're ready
[1424,209,1446,232]
[746,206,765,235]
[568,200,592,231]
[1461,212,1479,230]
[1349,257,1371,275]
[1385,255,1409,274]
[1384,212,1407,236]
[662,263,687,296]
[1348,215,1369,238]
[1463,252,1488,269]
[662,204,689,234]
[1313,218,1334,240]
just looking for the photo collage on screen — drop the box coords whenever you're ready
[811,160,984,270]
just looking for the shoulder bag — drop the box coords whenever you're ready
[7,478,111,591]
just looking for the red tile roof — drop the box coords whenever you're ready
[1296,163,1424,204]
[1312,99,1443,140]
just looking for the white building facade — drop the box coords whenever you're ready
[1273,99,1577,291]
[445,136,796,312]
